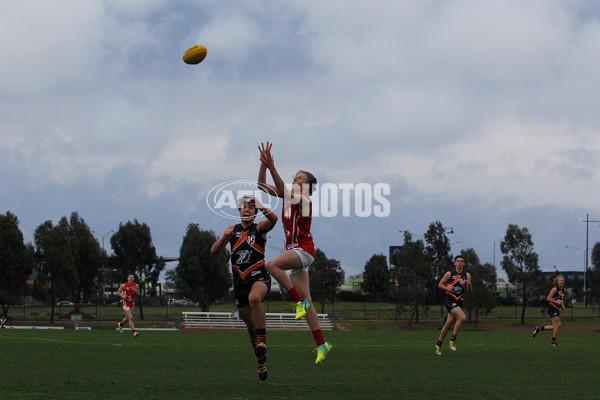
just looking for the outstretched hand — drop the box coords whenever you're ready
[258,142,275,169]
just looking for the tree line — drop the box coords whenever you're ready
[362,222,600,325]
[1,210,600,324]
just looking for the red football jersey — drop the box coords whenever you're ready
[123,282,138,308]
[282,194,315,256]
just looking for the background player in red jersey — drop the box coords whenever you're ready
[533,275,566,346]
[257,141,332,365]
[211,196,277,381]
[117,274,140,338]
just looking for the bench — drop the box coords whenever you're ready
[181,311,333,331]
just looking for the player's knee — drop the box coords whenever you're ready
[265,260,276,274]
[248,292,262,306]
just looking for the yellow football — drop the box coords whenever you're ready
[182,45,207,65]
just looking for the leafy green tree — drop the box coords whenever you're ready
[66,212,104,311]
[0,212,34,317]
[170,224,231,312]
[500,224,545,324]
[461,248,497,327]
[424,221,453,317]
[34,218,78,323]
[362,254,390,319]
[391,232,430,325]
[309,249,345,314]
[110,219,165,319]
[588,242,600,307]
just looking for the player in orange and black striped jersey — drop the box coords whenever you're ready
[211,196,277,380]
[533,275,565,346]
[434,255,471,355]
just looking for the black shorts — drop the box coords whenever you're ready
[548,307,560,318]
[445,300,463,314]
[234,271,271,309]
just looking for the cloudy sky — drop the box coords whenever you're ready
[2,0,599,280]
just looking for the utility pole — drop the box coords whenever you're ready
[583,214,600,308]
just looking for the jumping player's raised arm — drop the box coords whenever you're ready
[249,196,278,234]
[257,142,281,197]
[210,225,235,255]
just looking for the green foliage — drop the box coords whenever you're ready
[424,221,453,305]
[33,217,79,321]
[171,224,231,311]
[390,232,431,323]
[362,253,389,311]
[309,248,345,313]
[461,248,497,323]
[32,212,105,315]
[588,242,600,306]
[500,224,545,324]
[0,211,34,316]
[66,212,103,310]
[110,219,165,294]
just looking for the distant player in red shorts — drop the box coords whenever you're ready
[117,274,140,338]
[257,141,332,365]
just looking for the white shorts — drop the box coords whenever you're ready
[123,305,134,312]
[289,248,315,276]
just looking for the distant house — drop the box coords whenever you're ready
[340,279,363,292]
[496,280,517,297]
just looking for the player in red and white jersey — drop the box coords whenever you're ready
[257,142,332,365]
[117,274,140,338]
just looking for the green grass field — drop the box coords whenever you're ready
[1,326,599,399]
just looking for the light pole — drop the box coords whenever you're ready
[94,230,114,297]
[565,245,586,307]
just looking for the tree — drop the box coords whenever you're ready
[110,219,165,319]
[424,221,453,317]
[33,218,78,323]
[66,212,104,312]
[391,232,430,326]
[500,224,545,324]
[587,242,600,307]
[170,224,231,312]
[0,212,34,317]
[362,254,390,319]
[309,249,345,314]
[461,248,497,328]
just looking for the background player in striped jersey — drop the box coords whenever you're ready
[211,196,277,380]
[117,274,140,338]
[533,275,565,346]
[434,255,471,355]
[257,142,332,365]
